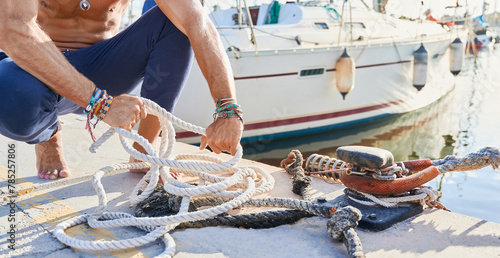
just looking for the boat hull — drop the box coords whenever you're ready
[174,37,458,144]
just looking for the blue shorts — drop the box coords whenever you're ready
[0,7,193,144]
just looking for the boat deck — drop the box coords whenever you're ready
[1,114,499,257]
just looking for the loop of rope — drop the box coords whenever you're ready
[346,187,439,208]
[283,150,313,201]
[327,206,365,258]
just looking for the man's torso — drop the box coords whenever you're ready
[37,0,130,50]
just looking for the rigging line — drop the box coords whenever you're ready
[417,0,424,42]
[391,39,403,64]
[358,0,371,10]
[206,6,231,46]
[338,0,346,46]
[373,3,406,69]
[251,27,337,45]
[349,0,353,44]
[353,7,386,63]
[204,0,240,58]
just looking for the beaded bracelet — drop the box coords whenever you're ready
[216,103,241,113]
[85,90,113,142]
[91,95,106,116]
[84,87,105,115]
[97,96,113,121]
[213,98,244,123]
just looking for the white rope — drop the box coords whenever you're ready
[347,186,439,208]
[54,98,275,256]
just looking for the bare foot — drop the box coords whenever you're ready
[35,123,71,180]
[129,156,151,173]
[129,156,180,180]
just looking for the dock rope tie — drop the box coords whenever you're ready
[345,187,445,210]
[281,149,313,201]
[327,206,364,258]
[344,147,500,209]
[53,98,362,257]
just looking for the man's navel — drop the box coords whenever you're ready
[40,1,50,9]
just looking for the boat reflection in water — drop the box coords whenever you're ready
[242,88,458,167]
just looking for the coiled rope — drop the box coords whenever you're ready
[53,98,364,257]
[54,98,274,256]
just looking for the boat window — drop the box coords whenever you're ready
[314,22,329,30]
[299,68,325,77]
[476,29,487,35]
[249,7,260,25]
[348,22,366,29]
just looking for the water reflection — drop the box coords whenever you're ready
[243,88,459,166]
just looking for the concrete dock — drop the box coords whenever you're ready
[1,114,499,257]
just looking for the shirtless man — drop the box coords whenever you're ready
[0,0,243,179]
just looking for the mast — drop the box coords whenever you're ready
[236,0,243,26]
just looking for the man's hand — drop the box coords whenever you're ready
[102,94,147,131]
[200,117,243,156]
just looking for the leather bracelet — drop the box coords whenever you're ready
[216,111,244,124]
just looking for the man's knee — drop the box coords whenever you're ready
[0,59,59,143]
[1,120,56,144]
[147,6,192,46]
[0,96,58,144]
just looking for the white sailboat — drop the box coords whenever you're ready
[171,0,467,143]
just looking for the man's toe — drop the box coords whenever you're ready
[59,169,70,178]
[48,170,59,180]
[37,170,45,179]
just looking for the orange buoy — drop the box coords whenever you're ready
[413,43,428,91]
[449,37,464,76]
[335,49,355,100]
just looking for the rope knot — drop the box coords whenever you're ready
[281,150,312,200]
[327,206,362,241]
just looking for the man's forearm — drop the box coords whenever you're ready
[192,17,236,101]
[0,1,95,107]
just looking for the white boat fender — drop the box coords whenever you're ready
[449,37,464,76]
[335,49,355,100]
[413,43,428,91]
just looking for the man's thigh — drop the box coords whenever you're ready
[67,6,193,112]
[0,57,59,143]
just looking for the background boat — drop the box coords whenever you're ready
[170,0,467,144]
[241,88,458,166]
